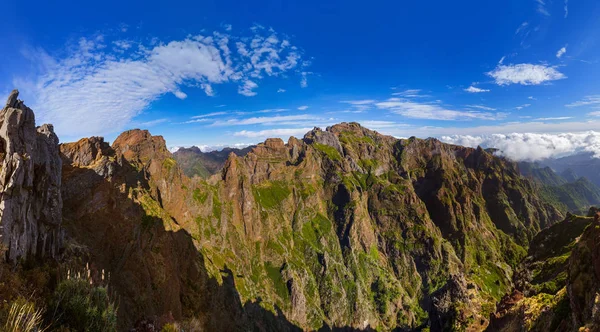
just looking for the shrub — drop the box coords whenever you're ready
[4,299,47,332]
[48,279,117,331]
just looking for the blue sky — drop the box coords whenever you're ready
[2,0,600,160]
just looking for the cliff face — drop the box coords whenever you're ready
[0,90,62,262]
[0,90,566,331]
[185,123,562,330]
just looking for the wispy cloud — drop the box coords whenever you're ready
[359,120,406,129]
[277,88,286,93]
[341,100,376,105]
[536,0,550,16]
[564,0,569,18]
[234,127,313,138]
[210,114,315,126]
[191,111,227,119]
[515,22,529,34]
[391,89,425,97]
[375,98,505,120]
[464,86,490,93]
[515,103,531,110]
[487,63,566,85]
[238,80,259,96]
[135,118,169,127]
[16,27,308,138]
[556,45,567,58]
[535,116,572,120]
[566,96,600,108]
[466,105,497,111]
[297,105,309,110]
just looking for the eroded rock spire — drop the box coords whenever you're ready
[0,89,63,262]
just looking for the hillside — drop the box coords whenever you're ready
[489,210,600,331]
[518,162,600,214]
[173,145,253,178]
[0,91,567,331]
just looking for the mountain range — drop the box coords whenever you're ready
[2,90,600,331]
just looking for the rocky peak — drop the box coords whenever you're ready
[112,129,170,163]
[0,90,63,262]
[60,136,112,167]
[303,126,343,156]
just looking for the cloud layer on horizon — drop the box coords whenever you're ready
[441,131,600,161]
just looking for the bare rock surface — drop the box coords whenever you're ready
[0,90,63,262]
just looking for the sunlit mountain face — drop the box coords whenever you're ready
[2,1,600,331]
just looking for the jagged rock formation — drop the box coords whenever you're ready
[0,90,568,331]
[186,123,562,330]
[0,90,62,262]
[488,210,600,331]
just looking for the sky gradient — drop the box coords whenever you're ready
[2,0,600,161]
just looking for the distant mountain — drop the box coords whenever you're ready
[542,152,600,187]
[518,161,600,214]
[173,145,254,178]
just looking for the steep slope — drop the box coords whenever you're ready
[519,161,600,214]
[0,90,63,263]
[173,145,253,178]
[543,152,600,187]
[59,132,301,330]
[488,210,600,332]
[186,123,561,330]
[0,91,565,331]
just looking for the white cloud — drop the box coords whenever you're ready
[391,89,424,97]
[375,98,505,120]
[487,63,566,85]
[297,105,309,110]
[253,108,288,114]
[300,72,309,88]
[528,96,536,100]
[515,22,529,34]
[191,111,227,119]
[588,111,600,117]
[499,56,506,64]
[441,131,600,161]
[136,118,168,127]
[16,28,308,138]
[277,88,286,93]
[223,24,233,31]
[564,0,569,18]
[566,95,600,108]
[535,116,572,120]
[466,105,497,111]
[359,120,406,129]
[210,114,314,126]
[556,45,567,58]
[234,127,313,138]
[173,90,188,99]
[238,80,258,96]
[536,0,550,16]
[341,100,376,105]
[464,86,490,93]
[515,103,531,110]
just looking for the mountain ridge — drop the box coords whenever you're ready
[0,92,572,331]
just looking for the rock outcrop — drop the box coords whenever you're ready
[0,90,62,263]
